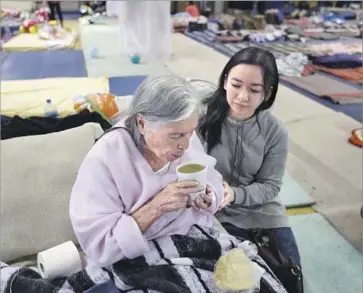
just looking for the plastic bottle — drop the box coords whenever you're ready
[44,99,59,118]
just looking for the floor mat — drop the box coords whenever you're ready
[0,50,87,80]
[183,31,362,123]
[109,76,147,96]
[80,24,170,77]
[2,32,78,52]
[280,172,315,208]
[290,214,362,293]
[287,136,362,251]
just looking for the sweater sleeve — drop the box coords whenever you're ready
[232,127,288,206]
[69,155,149,267]
[190,134,224,214]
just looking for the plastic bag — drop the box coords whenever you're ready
[74,93,119,121]
[213,248,258,292]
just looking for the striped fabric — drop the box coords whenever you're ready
[0,225,288,293]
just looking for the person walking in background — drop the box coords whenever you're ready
[47,1,64,27]
[185,1,200,17]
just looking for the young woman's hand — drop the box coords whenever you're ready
[218,181,235,211]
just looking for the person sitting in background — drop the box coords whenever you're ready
[70,75,224,267]
[198,47,301,267]
[185,1,200,17]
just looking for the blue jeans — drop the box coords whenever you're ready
[222,223,301,266]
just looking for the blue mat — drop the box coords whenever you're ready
[63,12,81,20]
[280,172,315,208]
[183,31,362,123]
[109,76,147,96]
[0,50,87,80]
[290,214,362,293]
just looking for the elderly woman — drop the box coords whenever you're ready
[0,76,288,293]
[69,75,225,267]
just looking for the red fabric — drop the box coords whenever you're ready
[186,5,200,17]
[313,66,363,84]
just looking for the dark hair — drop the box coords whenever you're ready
[188,1,195,5]
[199,47,279,154]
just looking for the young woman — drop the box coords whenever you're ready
[198,47,301,266]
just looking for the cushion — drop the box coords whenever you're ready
[0,123,104,262]
[188,78,217,101]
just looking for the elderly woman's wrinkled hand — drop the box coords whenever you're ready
[152,181,205,215]
[191,185,213,210]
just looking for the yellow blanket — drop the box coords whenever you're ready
[1,77,109,118]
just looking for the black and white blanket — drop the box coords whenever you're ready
[1,225,287,293]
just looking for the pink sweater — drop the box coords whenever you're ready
[70,124,224,267]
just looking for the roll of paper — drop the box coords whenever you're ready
[37,241,82,279]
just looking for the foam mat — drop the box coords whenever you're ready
[290,214,362,293]
[80,23,170,77]
[2,33,78,52]
[0,50,87,80]
[280,172,316,208]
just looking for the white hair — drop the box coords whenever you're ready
[125,75,199,146]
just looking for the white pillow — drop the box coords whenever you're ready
[0,123,103,262]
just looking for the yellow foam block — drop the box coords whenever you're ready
[286,206,316,216]
[2,32,77,52]
[1,77,109,118]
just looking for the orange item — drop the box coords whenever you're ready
[313,66,363,84]
[74,93,119,119]
[348,128,362,148]
[186,4,200,17]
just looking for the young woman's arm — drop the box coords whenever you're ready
[232,128,288,206]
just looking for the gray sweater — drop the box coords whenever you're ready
[199,110,289,229]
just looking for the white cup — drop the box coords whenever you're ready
[176,162,207,203]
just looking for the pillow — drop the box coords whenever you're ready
[0,123,104,262]
[187,78,217,102]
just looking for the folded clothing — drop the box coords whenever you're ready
[313,65,363,84]
[311,53,362,69]
[305,42,363,56]
[276,53,309,77]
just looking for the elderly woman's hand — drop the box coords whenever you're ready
[191,185,213,210]
[218,181,235,211]
[132,181,205,233]
[153,181,205,214]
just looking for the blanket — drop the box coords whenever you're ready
[1,225,287,293]
[1,77,109,118]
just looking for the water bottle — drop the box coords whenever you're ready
[44,99,59,118]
